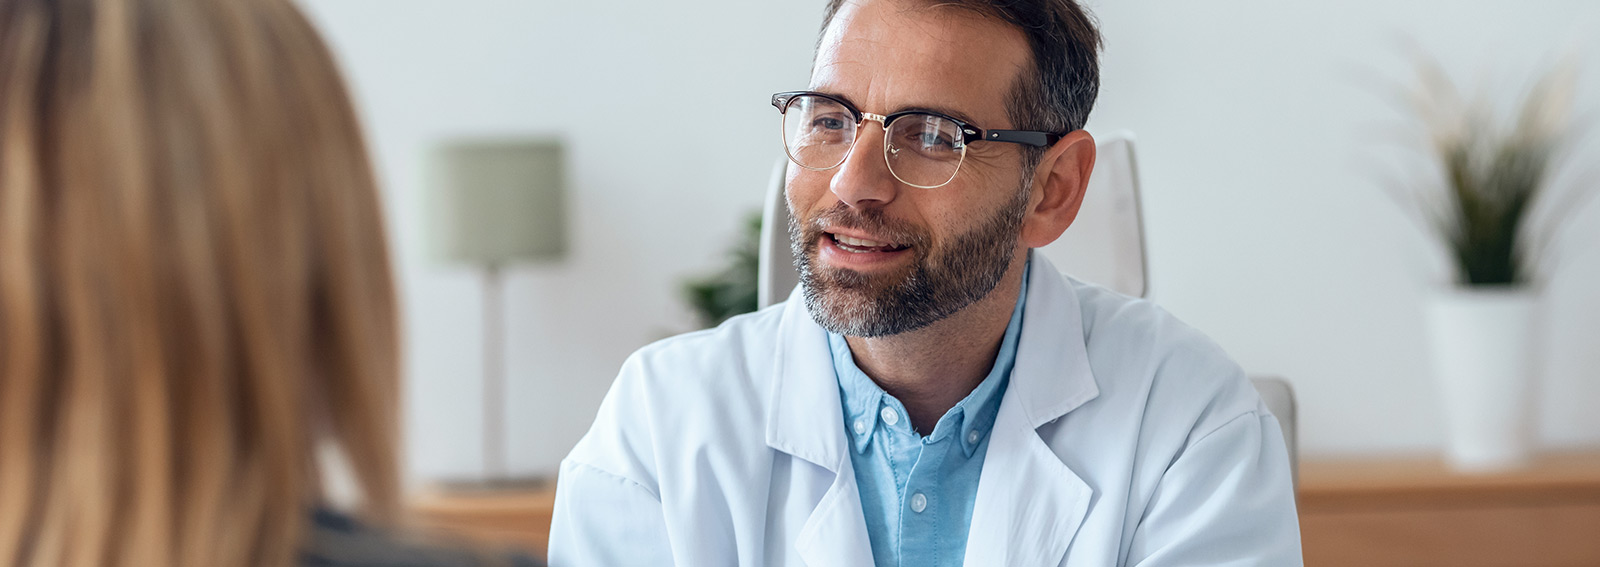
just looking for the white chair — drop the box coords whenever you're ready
[755,132,1297,484]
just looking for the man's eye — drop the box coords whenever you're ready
[905,129,955,151]
[812,117,848,130]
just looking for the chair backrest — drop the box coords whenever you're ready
[1251,376,1299,486]
[753,133,1296,487]
[757,158,798,310]
[1036,132,1148,298]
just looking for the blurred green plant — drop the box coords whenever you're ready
[1399,56,1590,287]
[683,211,763,328]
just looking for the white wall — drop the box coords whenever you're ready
[298,0,821,481]
[1086,0,1600,457]
[298,0,1600,482]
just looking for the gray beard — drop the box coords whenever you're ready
[789,186,1030,338]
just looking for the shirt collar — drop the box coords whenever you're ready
[830,260,1031,458]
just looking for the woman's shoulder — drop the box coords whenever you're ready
[302,509,543,567]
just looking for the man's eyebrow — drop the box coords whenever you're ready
[809,89,861,112]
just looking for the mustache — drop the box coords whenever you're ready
[802,203,929,248]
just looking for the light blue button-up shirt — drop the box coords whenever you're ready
[828,263,1029,567]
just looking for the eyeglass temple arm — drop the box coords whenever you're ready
[979,129,1060,147]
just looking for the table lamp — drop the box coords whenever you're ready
[427,139,565,483]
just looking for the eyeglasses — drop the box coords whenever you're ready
[772,91,1061,189]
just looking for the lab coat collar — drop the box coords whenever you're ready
[1011,251,1101,427]
[765,284,851,473]
[964,251,1099,566]
[766,286,877,566]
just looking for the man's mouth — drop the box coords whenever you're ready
[826,232,911,254]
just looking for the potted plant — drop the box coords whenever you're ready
[683,212,763,329]
[1398,58,1589,472]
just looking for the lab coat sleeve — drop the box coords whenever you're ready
[547,459,674,567]
[547,349,676,567]
[1125,411,1303,566]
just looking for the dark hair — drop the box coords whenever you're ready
[820,0,1102,165]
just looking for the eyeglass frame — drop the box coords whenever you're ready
[771,90,1063,188]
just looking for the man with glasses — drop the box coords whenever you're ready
[550,0,1302,565]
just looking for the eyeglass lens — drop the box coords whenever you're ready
[781,94,967,188]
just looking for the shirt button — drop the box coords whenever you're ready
[853,418,869,435]
[880,407,900,426]
[910,492,928,513]
[967,430,981,445]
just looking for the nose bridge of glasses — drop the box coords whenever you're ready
[856,112,893,157]
[859,111,890,128]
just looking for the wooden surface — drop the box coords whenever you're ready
[407,482,557,559]
[1298,452,1600,566]
[406,453,1600,566]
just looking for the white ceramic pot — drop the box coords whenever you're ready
[1426,287,1537,473]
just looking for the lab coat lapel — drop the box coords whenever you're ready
[964,253,1099,567]
[794,460,876,567]
[765,287,876,567]
[963,399,1094,567]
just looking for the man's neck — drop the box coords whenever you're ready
[843,253,1028,435]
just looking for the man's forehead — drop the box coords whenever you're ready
[811,0,1029,124]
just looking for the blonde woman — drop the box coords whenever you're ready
[0,0,538,565]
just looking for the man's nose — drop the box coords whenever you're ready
[829,123,900,209]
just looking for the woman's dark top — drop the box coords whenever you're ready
[302,509,543,567]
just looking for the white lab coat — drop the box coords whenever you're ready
[549,254,1301,566]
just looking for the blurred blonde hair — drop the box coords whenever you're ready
[0,0,400,565]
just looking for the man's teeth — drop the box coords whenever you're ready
[836,235,888,247]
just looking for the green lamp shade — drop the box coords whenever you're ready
[427,140,567,265]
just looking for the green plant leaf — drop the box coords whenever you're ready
[682,211,765,328]
[1402,61,1579,287]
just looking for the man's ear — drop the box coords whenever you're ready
[1020,130,1096,249]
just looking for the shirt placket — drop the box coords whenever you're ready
[879,401,959,566]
